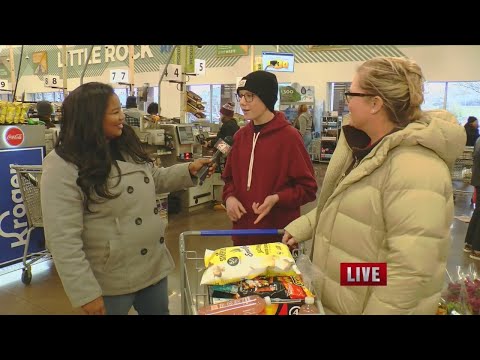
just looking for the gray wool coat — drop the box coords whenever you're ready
[40,150,196,308]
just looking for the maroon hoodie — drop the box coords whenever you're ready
[222,111,317,245]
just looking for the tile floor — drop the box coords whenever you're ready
[0,163,478,315]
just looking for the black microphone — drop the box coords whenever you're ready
[197,136,234,185]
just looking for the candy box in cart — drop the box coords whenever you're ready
[207,274,315,315]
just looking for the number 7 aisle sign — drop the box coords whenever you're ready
[110,69,129,83]
[195,59,206,76]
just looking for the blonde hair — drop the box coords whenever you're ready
[357,57,424,127]
[297,104,308,115]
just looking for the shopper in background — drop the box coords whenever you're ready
[282,57,465,314]
[208,102,239,148]
[222,70,317,246]
[36,100,56,129]
[123,95,146,127]
[464,135,480,260]
[464,116,479,146]
[293,104,314,148]
[40,82,215,315]
[147,102,159,116]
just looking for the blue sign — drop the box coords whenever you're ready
[0,147,44,266]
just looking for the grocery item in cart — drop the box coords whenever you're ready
[198,295,270,315]
[200,242,300,285]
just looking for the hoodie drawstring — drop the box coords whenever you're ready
[247,132,260,191]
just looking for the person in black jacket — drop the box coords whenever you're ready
[464,136,480,260]
[209,102,239,147]
[464,116,479,146]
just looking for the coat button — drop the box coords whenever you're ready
[159,237,164,244]
[141,248,148,255]
[135,217,142,225]
[154,208,159,214]
[127,186,134,194]
[144,177,150,184]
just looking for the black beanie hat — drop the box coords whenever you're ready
[237,70,278,112]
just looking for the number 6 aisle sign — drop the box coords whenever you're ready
[195,59,206,76]
[44,75,60,87]
[110,69,129,83]
[160,64,182,82]
[0,79,9,90]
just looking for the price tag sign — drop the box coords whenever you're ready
[195,59,206,76]
[0,79,9,90]
[44,75,61,88]
[161,64,182,82]
[110,69,129,83]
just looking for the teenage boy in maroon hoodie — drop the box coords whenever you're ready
[222,71,318,246]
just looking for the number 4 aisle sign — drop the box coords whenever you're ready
[110,69,129,83]
[160,64,182,82]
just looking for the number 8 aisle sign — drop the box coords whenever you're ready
[44,75,60,87]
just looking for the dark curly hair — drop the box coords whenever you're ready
[56,82,152,212]
[147,102,159,115]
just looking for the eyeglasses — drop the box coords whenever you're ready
[235,93,255,102]
[344,91,377,104]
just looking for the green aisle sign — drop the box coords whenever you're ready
[217,45,249,57]
[185,45,195,73]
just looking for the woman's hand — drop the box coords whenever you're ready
[282,230,298,248]
[81,296,106,315]
[188,158,216,177]
[226,196,247,222]
[252,194,279,224]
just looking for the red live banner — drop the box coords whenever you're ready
[340,263,387,286]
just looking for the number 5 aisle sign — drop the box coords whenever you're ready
[44,75,60,87]
[110,69,129,83]
[195,59,206,76]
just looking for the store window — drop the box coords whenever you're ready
[423,82,446,110]
[445,82,480,125]
[114,88,128,107]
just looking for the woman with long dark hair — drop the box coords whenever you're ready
[40,82,214,315]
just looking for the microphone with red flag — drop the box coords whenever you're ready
[197,136,234,185]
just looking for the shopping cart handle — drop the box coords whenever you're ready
[199,229,284,236]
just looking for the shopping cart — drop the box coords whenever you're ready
[9,165,50,285]
[179,229,323,315]
[451,146,474,202]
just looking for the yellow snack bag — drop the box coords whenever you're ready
[5,102,17,124]
[17,103,30,124]
[0,101,7,124]
[200,242,300,286]
[13,102,23,124]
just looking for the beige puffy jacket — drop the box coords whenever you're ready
[285,110,465,314]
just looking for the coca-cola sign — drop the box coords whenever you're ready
[4,127,24,147]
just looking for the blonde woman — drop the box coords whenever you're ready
[282,57,466,314]
[293,104,313,148]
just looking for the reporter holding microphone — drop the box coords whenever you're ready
[40,82,215,315]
